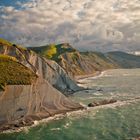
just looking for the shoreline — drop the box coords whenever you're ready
[1,97,140,134]
[75,71,102,81]
[2,69,138,135]
[0,70,107,134]
[75,70,108,81]
[0,109,85,134]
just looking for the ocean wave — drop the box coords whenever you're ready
[51,128,61,131]
[63,121,72,129]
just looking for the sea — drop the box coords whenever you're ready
[0,69,140,140]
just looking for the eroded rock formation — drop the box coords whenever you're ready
[0,43,82,93]
[0,40,83,130]
[0,78,82,127]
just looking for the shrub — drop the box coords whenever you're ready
[43,44,57,59]
[0,55,37,90]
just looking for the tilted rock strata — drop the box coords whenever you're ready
[0,44,82,93]
[0,41,83,129]
[0,78,82,126]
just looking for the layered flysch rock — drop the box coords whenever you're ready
[0,39,83,129]
[29,43,117,77]
[0,79,82,126]
[0,42,82,93]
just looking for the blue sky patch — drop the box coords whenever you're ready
[0,0,31,9]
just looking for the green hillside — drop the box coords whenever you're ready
[30,43,140,77]
[106,51,140,68]
[29,44,116,76]
[0,38,27,51]
[80,51,118,70]
[0,54,37,91]
[0,38,13,47]
[29,43,76,62]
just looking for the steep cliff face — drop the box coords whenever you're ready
[0,55,37,91]
[32,43,140,77]
[59,51,117,76]
[43,59,82,93]
[59,51,97,76]
[0,79,82,126]
[106,51,140,68]
[30,43,117,77]
[0,39,83,129]
[0,41,81,93]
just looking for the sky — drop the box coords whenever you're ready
[0,0,140,52]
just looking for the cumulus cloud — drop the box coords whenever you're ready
[0,0,140,52]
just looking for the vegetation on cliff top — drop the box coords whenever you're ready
[29,44,117,76]
[29,43,76,62]
[0,55,37,91]
[0,38,27,51]
[0,38,12,46]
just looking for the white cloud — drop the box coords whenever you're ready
[0,0,140,51]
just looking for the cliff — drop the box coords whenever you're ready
[59,51,117,77]
[106,51,140,68]
[30,43,117,77]
[0,40,82,93]
[0,79,82,129]
[30,43,140,77]
[0,39,83,131]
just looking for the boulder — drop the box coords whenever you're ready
[88,99,117,107]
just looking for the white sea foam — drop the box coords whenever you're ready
[51,128,61,131]
[93,92,103,96]
[2,97,140,134]
[2,69,140,135]
[63,122,72,129]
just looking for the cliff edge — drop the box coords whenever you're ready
[0,39,83,131]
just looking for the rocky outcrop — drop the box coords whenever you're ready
[0,43,82,93]
[29,43,117,77]
[0,78,82,129]
[88,99,117,107]
[0,40,83,130]
[38,58,83,94]
[30,43,140,78]
[59,51,117,77]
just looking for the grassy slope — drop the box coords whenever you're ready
[80,52,117,70]
[29,43,140,76]
[0,38,27,50]
[29,44,116,76]
[29,43,76,62]
[0,55,37,90]
[0,38,37,90]
[0,38,13,46]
